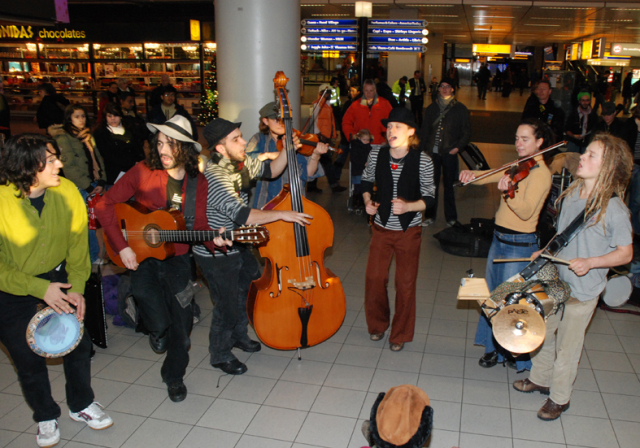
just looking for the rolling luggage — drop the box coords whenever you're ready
[459,143,490,171]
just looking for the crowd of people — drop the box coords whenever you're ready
[0,68,638,448]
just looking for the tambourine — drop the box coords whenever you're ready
[26,307,84,358]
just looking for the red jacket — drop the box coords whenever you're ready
[341,96,392,145]
[95,161,216,257]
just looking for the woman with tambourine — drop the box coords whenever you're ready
[459,118,554,371]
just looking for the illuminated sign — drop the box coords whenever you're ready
[303,36,357,43]
[302,19,357,26]
[592,38,604,58]
[588,58,630,67]
[322,51,341,58]
[570,43,580,61]
[304,44,357,51]
[190,20,200,41]
[610,42,640,56]
[369,28,423,36]
[581,40,592,60]
[302,27,357,34]
[0,25,34,39]
[369,20,427,27]
[368,45,426,53]
[472,44,511,54]
[369,36,425,44]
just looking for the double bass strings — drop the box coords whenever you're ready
[283,113,314,307]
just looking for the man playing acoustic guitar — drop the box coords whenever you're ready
[96,115,229,403]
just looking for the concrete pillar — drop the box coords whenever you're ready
[386,8,420,86]
[423,32,444,84]
[215,0,301,136]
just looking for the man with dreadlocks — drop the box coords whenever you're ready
[513,134,633,421]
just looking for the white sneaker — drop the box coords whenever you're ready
[69,402,113,430]
[421,218,435,227]
[37,419,60,448]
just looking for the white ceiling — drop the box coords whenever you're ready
[300,0,640,46]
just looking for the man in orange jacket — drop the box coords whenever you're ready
[342,79,392,145]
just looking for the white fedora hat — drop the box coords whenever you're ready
[147,115,202,152]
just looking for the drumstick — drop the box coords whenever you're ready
[492,254,571,265]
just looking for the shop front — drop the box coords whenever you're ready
[0,21,216,119]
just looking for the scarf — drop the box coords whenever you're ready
[578,106,592,136]
[437,95,454,112]
[210,152,251,193]
[161,104,176,121]
[108,124,125,135]
[71,127,101,181]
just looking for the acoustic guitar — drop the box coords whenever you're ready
[104,201,269,268]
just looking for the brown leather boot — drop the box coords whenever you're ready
[513,378,550,395]
[537,398,570,421]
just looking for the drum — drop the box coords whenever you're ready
[601,275,632,308]
[26,307,84,358]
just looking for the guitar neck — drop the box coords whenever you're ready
[158,230,234,242]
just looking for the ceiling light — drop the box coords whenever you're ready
[525,24,561,27]
[531,17,571,20]
[423,15,458,18]
[540,6,595,9]
[473,16,514,19]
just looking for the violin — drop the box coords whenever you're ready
[455,141,567,192]
[503,158,538,199]
[276,128,343,156]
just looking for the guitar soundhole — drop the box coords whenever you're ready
[144,225,162,248]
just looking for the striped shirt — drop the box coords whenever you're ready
[192,155,269,257]
[362,148,435,231]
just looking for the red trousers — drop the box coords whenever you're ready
[365,223,422,344]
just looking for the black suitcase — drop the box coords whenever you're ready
[433,218,495,258]
[459,143,490,171]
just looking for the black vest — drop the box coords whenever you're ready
[375,147,422,231]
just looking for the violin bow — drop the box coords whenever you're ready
[455,140,567,187]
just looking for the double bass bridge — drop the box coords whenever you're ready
[287,276,316,291]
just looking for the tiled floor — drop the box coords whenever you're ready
[2,95,640,448]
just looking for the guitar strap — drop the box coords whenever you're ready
[183,175,198,231]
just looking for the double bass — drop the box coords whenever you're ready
[247,72,346,350]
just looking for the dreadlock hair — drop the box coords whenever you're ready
[146,131,200,178]
[0,133,61,198]
[556,133,632,229]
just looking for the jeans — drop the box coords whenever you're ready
[425,152,458,222]
[475,231,538,371]
[0,269,94,422]
[130,254,193,383]
[628,164,640,234]
[195,249,261,365]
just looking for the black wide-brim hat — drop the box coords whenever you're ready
[369,392,434,448]
[381,107,418,130]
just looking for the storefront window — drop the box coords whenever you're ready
[93,44,143,60]
[145,43,200,60]
[0,43,37,59]
[39,43,89,59]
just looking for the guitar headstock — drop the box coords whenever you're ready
[234,226,270,244]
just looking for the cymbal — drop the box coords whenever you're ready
[492,304,545,354]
